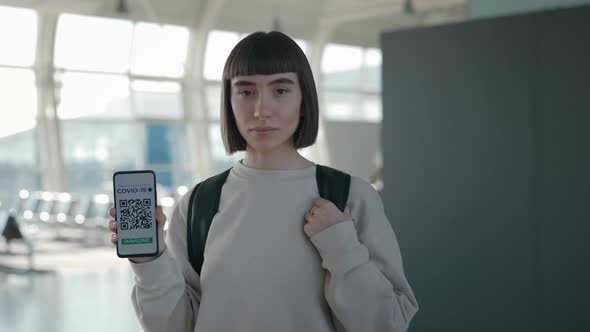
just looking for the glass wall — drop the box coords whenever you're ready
[53,14,192,196]
[0,7,383,210]
[203,30,246,172]
[321,44,382,122]
[0,6,40,210]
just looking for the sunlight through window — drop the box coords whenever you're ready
[56,72,132,119]
[0,6,37,67]
[0,68,37,138]
[203,30,241,80]
[54,14,133,73]
[130,23,189,78]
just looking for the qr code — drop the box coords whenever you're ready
[119,199,153,230]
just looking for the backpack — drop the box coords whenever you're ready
[186,164,351,275]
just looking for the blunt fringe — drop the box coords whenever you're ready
[220,31,319,154]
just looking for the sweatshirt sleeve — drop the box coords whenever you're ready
[129,186,202,332]
[310,176,418,332]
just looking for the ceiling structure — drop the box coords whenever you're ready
[0,0,466,47]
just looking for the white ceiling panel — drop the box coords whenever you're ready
[0,0,467,47]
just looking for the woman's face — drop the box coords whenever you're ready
[230,72,303,154]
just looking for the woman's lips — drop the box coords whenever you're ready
[251,128,277,136]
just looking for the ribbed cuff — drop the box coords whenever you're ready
[310,220,369,275]
[130,249,182,286]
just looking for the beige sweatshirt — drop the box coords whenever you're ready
[129,161,418,332]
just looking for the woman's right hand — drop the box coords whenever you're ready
[108,206,167,263]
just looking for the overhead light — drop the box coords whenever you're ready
[117,0,129,15]
[271,4,282,31]
[40,212,50,222]
[23,210,33,220]
[403,0,415,15]
[75,214,85,224]
[58,193,72,202]
[176,186,188,196]
[161,197,175,208]
[42,192,54,201]
[94,194,110,205]
[19,190,30,199]
[272,17,281,31]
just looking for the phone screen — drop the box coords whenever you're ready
[113,170,158,258]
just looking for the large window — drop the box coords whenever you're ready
[59,121,193,194]
[203,30,243,81]
[130,23,189,78]
[0,6,37,67]
[0,7,384,211]
[54,15,133,73]
[321,44,382,122]
[131,80,184,119]
[54,14,192,195]
[0,6,40,210]
[203,30,248,171]
[56,72,133,119]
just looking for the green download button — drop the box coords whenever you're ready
[122,237,153,245]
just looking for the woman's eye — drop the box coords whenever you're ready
[239,90,254,96]
[276,88,289,95]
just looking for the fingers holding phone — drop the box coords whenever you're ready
[112,170,164,262]
[108,205,167,263]
[107,209,120,244]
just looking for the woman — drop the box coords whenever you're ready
[108,31,418,332]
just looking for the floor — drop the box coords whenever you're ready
[0,236,143,332]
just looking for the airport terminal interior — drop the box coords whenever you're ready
[1,1,589,332]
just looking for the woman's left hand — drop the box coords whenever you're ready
[304,197,353,238]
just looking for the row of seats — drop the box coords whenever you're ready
[2,186,190,244]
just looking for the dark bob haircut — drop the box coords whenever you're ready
[220,31,319,154]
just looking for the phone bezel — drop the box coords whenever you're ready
[113,170,159,258]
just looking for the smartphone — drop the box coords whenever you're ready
[113,170,159,258]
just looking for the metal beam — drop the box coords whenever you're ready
[184,0,227,179]
[308,21,334,166]
[35,12,66,191]
[320,2,466,26]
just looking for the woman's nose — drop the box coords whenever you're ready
[253,93,272,118]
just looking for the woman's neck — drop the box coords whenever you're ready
[241,149,314,170]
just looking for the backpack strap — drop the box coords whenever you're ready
[316,164,351,212]
[187,168,232,275]
[186,164,351,275]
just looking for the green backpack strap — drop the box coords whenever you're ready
[186,164,351,275]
